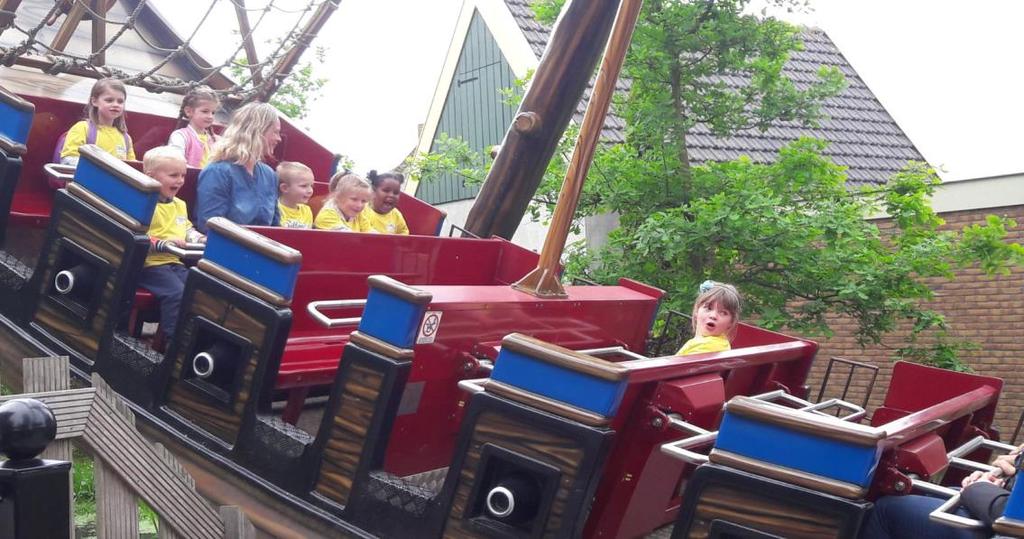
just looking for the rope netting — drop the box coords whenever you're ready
[0,0,336,101]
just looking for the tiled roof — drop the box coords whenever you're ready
[502,0,924,186]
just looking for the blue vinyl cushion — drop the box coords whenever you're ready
[203,228,300,301]
[357,287,426,349]
[0,99,33,146]
[74,156,159,227]
[715,411,881,488]
[490,348,627,417]
[1004,475,1024,520]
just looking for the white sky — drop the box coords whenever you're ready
[159,0,1024,181]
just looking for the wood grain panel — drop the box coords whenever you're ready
[33,209,128,360]
[314,362,385,506]
[444,409,585,538]
[687,484,844,539]
[85,376,225,539]
[0,318,47,391]
[165,288,265,446]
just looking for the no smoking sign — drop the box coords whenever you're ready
[417,311,443,344]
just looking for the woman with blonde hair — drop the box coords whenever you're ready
[196,102,282,232]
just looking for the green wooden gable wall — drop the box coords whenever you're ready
[417,10,519,205]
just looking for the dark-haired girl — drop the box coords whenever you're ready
[361,170,409,235]
[168,86,220,168]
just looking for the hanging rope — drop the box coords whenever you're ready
[0,0,335,101]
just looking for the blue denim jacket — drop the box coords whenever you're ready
[196,161,280,232]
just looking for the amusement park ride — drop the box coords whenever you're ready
[0,0,1022,538]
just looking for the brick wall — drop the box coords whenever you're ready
[807,204,1024,440]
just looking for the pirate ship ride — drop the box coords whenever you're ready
[1,1,1022,537]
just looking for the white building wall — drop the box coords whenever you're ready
[438,199,586,253]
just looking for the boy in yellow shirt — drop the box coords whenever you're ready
[138,146,204,340]
[277,161,314,228]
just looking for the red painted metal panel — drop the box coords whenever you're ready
[587,337,819,537]
[876,361,1003,419]
[255,227,539,336]
[379,283,663,476]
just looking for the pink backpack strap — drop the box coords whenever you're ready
[177,126,206,167]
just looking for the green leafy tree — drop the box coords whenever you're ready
[418,0,1024,368]
[230,45,329,120]
[568,140,1023,367]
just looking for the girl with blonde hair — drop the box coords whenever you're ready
[677,281,742,355]
[314,171,372,232]
[196,102,282,232]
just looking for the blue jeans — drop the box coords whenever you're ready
[138,263,188,338]
[860,495,989,539]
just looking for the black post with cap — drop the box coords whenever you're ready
[0,398,71,539]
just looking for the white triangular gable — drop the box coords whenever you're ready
[409,0,540,193]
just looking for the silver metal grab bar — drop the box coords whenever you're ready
[660,391,867,466]
[924,436,1020,530]
[926,487,988,530]
[155,241,205,260]
[458,377,489,395]
[43,163,76,183]
[307,299,367,328]
[660,416,716,465]
[947,435,1018,460]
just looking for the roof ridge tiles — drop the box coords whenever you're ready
[497,0,924,185]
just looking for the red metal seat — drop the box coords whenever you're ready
[277,334,350,424]
[9,190,53,228]
[128,287,159,337]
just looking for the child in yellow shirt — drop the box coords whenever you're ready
[167,86,220,168]
[677,281,742,355]
[60,78,135,164]
[277,161,314,228]
[314,171,371,232]
[138,146,204,340]
[361,169,409,235]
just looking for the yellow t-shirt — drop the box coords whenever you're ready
[360,206,409,235]
[314,205,364,232]
[145,198,192,267]
[677,335,731,356]
[195,131,212,168]
[278,202,312,229]
[61,121,135,161]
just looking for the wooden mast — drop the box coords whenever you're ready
[233,0,264,85]
[462,0,622,240]
[253,0,340,103]
[512,0,643,298]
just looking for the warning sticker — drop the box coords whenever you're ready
[417,311,443,344]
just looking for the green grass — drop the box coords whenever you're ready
[74,446,159,537]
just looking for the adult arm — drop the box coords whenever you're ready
[196,164,233,233]
[961,481,1010,526]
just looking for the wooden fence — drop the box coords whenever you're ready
[0,356,255,538]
